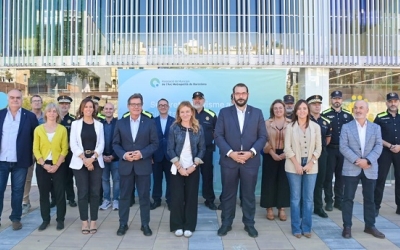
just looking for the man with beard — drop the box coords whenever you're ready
[215,83,267,238]
[374,92,400,217]
[192,92,218,210]
[307,95,332,218]
[322,91,353,211]
[283,95,295,119]
[340,100,384,239]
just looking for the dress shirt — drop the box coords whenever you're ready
[0,108,21,162]
[160,116,168,134]
[130,115,141,142]
[356,120,367,156]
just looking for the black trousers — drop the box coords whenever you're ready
[342,171,376,228]
[260,150,290,208]
[375,148,400,210]
[200,149,215,203]
[119,168,151,226]
[314,148,328,210]
[324,146,344,204]
[170,168,200,232]
[64,152,75,201]
[73,162,103,221]
[36,161,67,222]
[152,157,171,204]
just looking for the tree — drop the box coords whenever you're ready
[5,70,13,83]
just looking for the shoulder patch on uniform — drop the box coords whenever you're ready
[69,114,75,118]
[122,112,130,118]
[342,108,352,114]
[322,108,332,114]
[142,111,154,119]
[377,111,388,118]
[204,108,216,117]
[321,116,331,123]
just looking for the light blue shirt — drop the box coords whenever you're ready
[130,115,141,142]
[36,111,45,125]
[0,108,21,162]
[160,116,168,134]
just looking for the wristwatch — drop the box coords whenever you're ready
[312,159,317,164]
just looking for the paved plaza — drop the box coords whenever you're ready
[1,186,400,250]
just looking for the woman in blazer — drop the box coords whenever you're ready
[33,103,69,231]
[260,99,291,221]
[167,101,205,238]
[284,99,321,238]
[70,98,104,234]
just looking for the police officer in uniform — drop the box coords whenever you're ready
[374,92,400,217]
[283,95,295,119]
[121,109,154,206]
[57,95,77,207]
[192,91,218,210]
[307,95,332,218]
[322,91,353,211]
[86,95,105,121]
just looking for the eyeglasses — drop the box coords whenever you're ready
[158,104,169,108]
[32,100,42,103]
[129,103,142,108]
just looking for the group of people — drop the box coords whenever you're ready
[0,84,399,241]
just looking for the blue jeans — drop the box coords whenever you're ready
[0,162,28,222]
[286,172,317,235]
[102,161,120,201]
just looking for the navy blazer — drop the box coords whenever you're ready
[153,115,175,162]
[215,105,267,168]
[0,108,38,168]
[101,117,119,161]
[112,115,159,176]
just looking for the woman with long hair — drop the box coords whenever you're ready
[69,98,104,234]
[33,103,68,231]
[284,99,321,238]
[167,101,205,238]
[260,99,290,221]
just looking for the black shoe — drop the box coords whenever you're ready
[364,226,385,239]
[50,200,56,208]
[56,221,64,231]
[141,225,153,236]
[375,209,379,217]
[130,197,135,207]
[396,206,400,215]
[117,224,129,236]
[314,209,328,218]
[244,225,258,238]
[68,200,77,207]
[342,227,351,238]
[217,225,232,236]
[325,203,333,211]
[38,221,50,231]
[205,201,217,210]
[150,201,161,210]
[333,202,342,211]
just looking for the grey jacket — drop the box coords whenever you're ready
[339,120,383,179]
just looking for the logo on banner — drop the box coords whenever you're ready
[150,78,160,88]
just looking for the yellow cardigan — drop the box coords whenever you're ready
[33,124,69,165]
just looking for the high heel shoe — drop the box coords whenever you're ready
[266,208,274,220]
[278,208,287,221]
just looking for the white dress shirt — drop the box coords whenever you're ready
[356,120,367,157]
[0,108,21,162]
[130,115,141,142]
[160,116,168,134]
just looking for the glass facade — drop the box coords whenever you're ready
[1,0,399,67]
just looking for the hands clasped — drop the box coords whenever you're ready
[230,151,252,164]
[125,151,142,162]
[43,164,59,173]
[83,157,95,171]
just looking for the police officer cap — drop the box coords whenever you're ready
[283,95,295,104]
[192,91,204,99]
[86,95,100,103]
[330,90,343,98]
[387,92,399,101]
[57,95,73,103]
[306,95,323,104]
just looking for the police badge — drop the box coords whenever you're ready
[206,116,209,121]
[67,120,71,124]
[343,114,347,118]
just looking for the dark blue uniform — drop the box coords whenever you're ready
[195,108,217,205]
[374,110,400,213]
[322,107,353,209]
[311,115,332,214]
[60,113,76,203]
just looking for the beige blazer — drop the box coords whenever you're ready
[284,121,322,174]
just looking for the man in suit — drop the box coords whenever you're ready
[113,93,158,236]
[150,98,175,210]
[215,83,267,238]
[340,100,384,239]
[0,89,38,230]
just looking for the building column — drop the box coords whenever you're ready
[298,68,330,110]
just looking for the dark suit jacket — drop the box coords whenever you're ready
[153,115,175,162]
[113,115,159,176]
[101,117,119,161]
[215,105,267,168]
[0,108,38,168]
